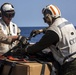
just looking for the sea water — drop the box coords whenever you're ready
[19,27,45,43]
[20,26,76,43]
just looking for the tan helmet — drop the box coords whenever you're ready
[1,3,15,18]
[42,4,61,18]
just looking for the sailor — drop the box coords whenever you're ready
[0,3,21,55]
[20,4,76,75]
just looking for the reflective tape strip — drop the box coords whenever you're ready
[53,5,61,15]
[50,6,56,15]
[58,21,71,28]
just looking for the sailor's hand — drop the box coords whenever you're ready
[9,36,19,42]
[30,30,41,37]
[18,36,28,45]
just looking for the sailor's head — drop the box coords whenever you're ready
[42,4,61,25]
[1,3,15,18]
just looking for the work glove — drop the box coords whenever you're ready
[30,30,41,37]
[18,36,29,45]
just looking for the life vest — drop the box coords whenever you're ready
[0,19,17,36]
[48,18,76,65]
[0,19,18,54]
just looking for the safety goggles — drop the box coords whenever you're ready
[4,11,15,18]
[42,8,52,16]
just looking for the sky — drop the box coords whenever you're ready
[0,0,76,27]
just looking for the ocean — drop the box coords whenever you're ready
[19,27,45,43]
[20,26,76,43]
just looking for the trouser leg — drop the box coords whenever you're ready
[61,60,76,75]
[0,64,4,75]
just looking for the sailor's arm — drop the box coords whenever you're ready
[0,29,18,44]
[37,27,47,33]
[25,30,59,54]
[29,27,48,37]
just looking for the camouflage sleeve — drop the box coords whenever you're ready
[0,26,12,44]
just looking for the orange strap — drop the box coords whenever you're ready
[7,56,28,62]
